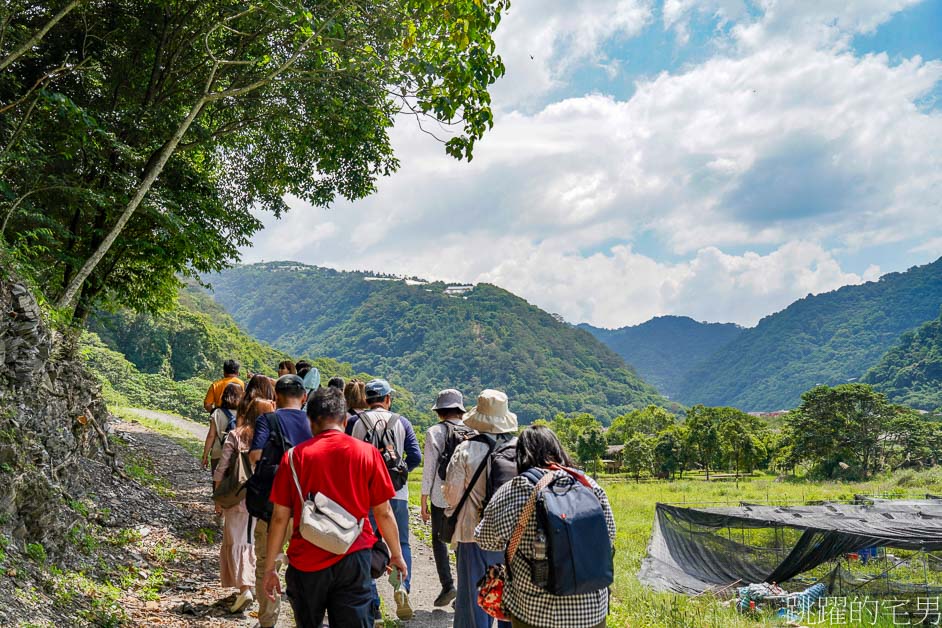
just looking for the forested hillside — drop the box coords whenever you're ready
[864,310,942,411]
[205,262,670,422]
[580,316,742,399]
[88,284,289,381]
[85,284,426,423]
[675,257,942,410]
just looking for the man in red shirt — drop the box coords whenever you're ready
[262,387,408,627]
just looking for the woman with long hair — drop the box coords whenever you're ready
[237,374,276,419]
[475,425,616,628]
[213,397,275,613]
[202,382,244,472]
[277,360,296,376]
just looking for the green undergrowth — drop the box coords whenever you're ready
[81,332,210,422]
[2,493,185,627]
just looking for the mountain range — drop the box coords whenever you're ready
[204,262,670,423]
[89,255,942,420]
[672,258,942,410]
[579,316,742,400]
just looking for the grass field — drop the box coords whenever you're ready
[412,467,942,627]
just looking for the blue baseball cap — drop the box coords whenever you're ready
[365,378,396,399]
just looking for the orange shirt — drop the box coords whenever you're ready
[204,376,244,410]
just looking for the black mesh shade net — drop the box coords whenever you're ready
[639,500,942,594]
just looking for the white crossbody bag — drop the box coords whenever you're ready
[288,447,364,554]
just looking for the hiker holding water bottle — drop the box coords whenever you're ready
[261,387,407,627]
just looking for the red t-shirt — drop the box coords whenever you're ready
[269,429,396,572]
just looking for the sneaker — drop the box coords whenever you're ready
[230,589,254,613]
[394,587,414,620]
[433,586,456,607]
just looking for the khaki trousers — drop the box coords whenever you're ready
[254,517,290,627]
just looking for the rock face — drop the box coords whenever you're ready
[0,273,110,548]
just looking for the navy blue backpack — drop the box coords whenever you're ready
[521,468,614,595]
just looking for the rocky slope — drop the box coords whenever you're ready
[0,275,113,545]
[0,272,222,625]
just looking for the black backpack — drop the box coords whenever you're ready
[436,422,477,481]
[244,412,292,522]
[360,411,409,491]
[479,434,518,508]
[437,434,517,544]
[521,468,614,596]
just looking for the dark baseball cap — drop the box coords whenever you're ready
[275,374,305,396]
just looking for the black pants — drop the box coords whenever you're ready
[430,504,455,589]
[285,550,374,628]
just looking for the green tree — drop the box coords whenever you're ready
[1,1,509,317]
[884,408,937,469]
[716,407,767,478]
[786,384,895,478]
[623,432,654,482]
[576,422,606,476]
[653,425,687,479]
[684,405,720,479]
[607,405,675,445]
[551,412,601,453]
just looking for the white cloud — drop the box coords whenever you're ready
[241,2,942,328]
[492,0,652,108]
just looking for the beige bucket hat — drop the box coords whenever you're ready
[463,389,518,434]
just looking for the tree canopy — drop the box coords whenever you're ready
[1,0,508,318]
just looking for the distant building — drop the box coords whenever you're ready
[444,284,473,296]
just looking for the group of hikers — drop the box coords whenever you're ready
[199,358,616,628]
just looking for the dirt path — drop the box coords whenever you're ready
[375,508,456,628]
[121,409,454,628]
[111,418,293,627]
[119,406,210,440]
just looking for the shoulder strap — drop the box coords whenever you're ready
[358,410,379,440]
[507,472,557,563]
[287,447,305,503]
[473,433,496,447]
[552,464,593,488]
[521,467,546,485]
[268,411,290,448]
[222,408,236,429]
[452,438,496,519]
[381,413,401,445]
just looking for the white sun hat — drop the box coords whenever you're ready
[463,389,518,434]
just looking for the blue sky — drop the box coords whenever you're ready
[245,0,942,328]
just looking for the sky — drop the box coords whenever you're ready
[242,0,942,329]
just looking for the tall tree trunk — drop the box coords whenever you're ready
[55,95,207,310]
